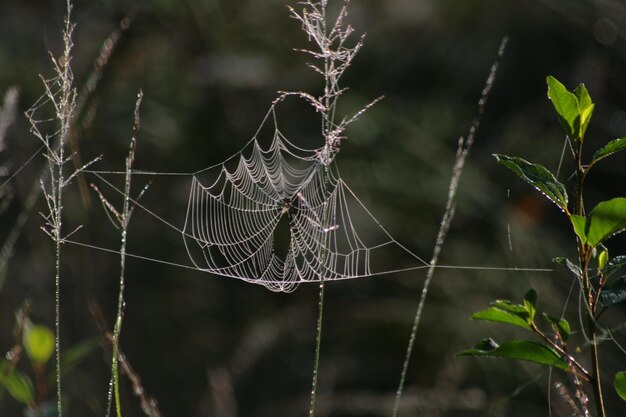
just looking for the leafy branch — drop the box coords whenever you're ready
[463,76,626,416]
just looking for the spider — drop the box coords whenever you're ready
[280,198,294,216]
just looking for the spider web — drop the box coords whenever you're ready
[80,105,551,293]
[181,107,427,292]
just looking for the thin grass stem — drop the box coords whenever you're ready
[392,37,508,417]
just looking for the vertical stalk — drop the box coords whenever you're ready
[575,141,585,216]
[290,2,365,414]
[112,122,136,417]
[321,1,331,139]
[392,37,507,417]
[54,186,63,417]
[30,1,100,415]
[583,256,606,417]
[110,163,130,417]
[574,137,605,417]
[309,185,332,417]
[308,278,325,417]
[590,327,606,417]
[54,4,75,415]
[104,90,142,417]
[309,4,330,416]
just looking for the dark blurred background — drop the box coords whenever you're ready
[0,0,625,416]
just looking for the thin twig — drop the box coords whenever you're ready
[392,37,508,417]
[555,382,585,417]
[286,1,373,415]
[95,90,144,417]
[308,280,325,417]
[0,9,129,292]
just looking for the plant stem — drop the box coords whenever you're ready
[574,132,606,417]
[576,146,585,216]
[54,3,75,414]
[583,260,606,417]
[530,323,591,382]
[103,91,142,417]
[309,170,331,417]
[112,316,123,417]
[54,192,62,417]
[308,280,325,417]
[392,37,508,417]
[590,331,605,417]
[310,2,333,415]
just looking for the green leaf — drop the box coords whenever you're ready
[0,360,34,405]
[459,338,568,371]
[599,277,626,308]
[579,104,594,141]
[471,307,531,330]
[491,300,528,314]
[547,76,580,140]
[570,215,588,243]
[523,289,537,322]
[23,324,55,364]
[494,154,568,211]
[592,137,626,165]
[603,255,626,279]
[574,84,594,140]
[553,257,582,279]
[584,198,626,247]
[461,338,499,353]
[574,84,592,111]
[542,313,571,342]
[4,372,34,405]
[615,371,626,402]
[598,248,609,270]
